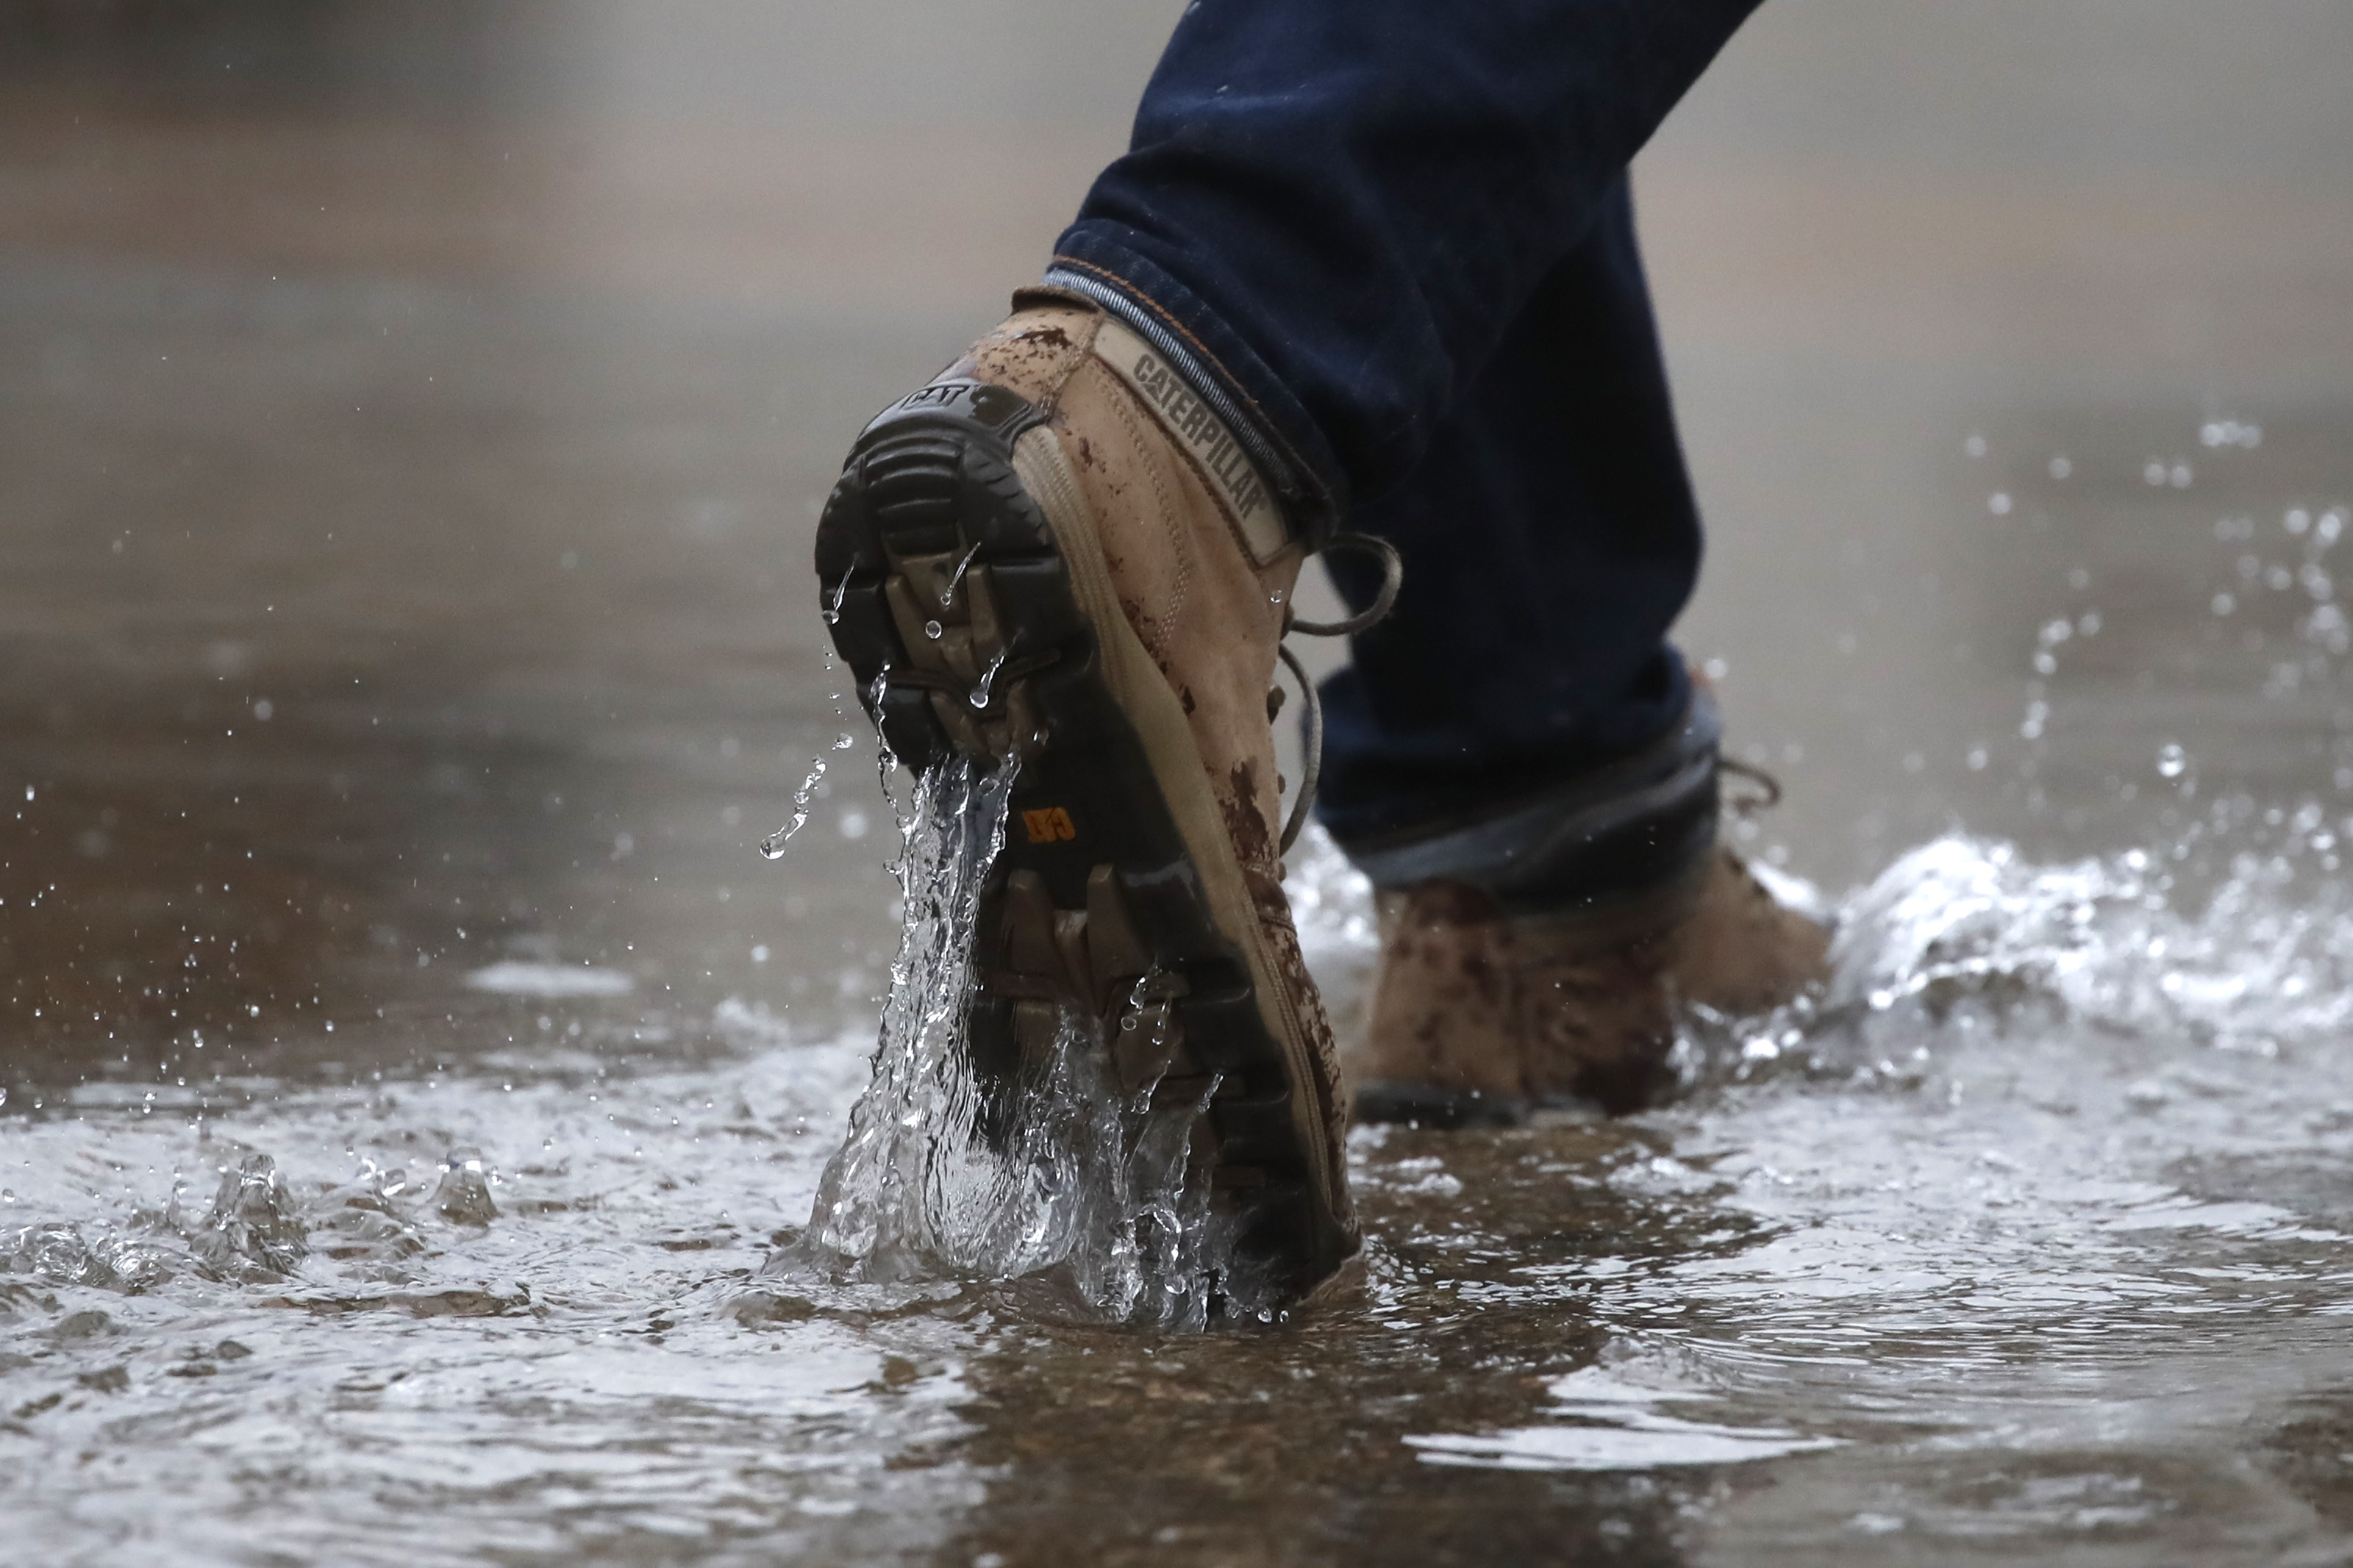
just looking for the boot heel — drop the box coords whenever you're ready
[808,370,1357,1306]
[817,423,1072,770]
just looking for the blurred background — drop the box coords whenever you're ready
[5,0,2352,1095]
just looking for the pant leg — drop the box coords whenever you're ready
[1313,177,1702,845]
[1043,0,1764,535]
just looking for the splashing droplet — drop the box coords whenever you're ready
[943,541,984,606]
[968,649,1010,710]
[759,757,830,859]
[821,576,851,626]
[787,754,1257,1327]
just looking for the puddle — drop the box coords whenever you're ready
[15,787,2353,1560]
[1410,1363,1845,1472]
[9,38,2353,1559]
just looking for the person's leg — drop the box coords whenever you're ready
[1313,176,1702,848]
[1037,3,1828,1124]
[1307,179,1820,1123]
[816,0,1790,1302]
[1041,0,1770,540]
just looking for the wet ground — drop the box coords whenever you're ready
[7,2,2353,1562]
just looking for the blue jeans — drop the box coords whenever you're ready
[1040,0,1765,847]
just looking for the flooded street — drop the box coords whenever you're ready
[7,2,2353,1561]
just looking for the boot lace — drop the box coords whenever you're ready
[1274,532,1402,855]
[1719,757,1784,817]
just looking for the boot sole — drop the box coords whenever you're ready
[814,414,1352,1306]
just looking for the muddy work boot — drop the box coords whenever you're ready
[814,301,1372,1303]
[1339,691,1831,1126]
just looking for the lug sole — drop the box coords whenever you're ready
[815,417,1346,1304]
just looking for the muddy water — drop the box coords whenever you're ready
[10,4,2353,1564]
[14,809,2353,1564]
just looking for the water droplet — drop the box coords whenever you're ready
[968,650,1010,710]
[943,541,985,605]
[760,756,831,857]
[2157,742,2189,779]
[821,576,851,626]
[1268,588,1287,605]
[923,620,943,640]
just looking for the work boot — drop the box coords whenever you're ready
[813,298,1368,1303]
[1338,690,1831,1125]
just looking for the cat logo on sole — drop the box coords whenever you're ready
[1022,806,1078,844]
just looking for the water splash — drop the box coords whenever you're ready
[757,729,859,859]
[1688,830,2353,1091]
[1286,823,1379,1044]
[431,1146,499,1225]
[758,756,829,859]
[967,648,1009,711]
[786,754,1241,1328]
[1,1222,177,1293]
[767,602,868,857]
[190,1153,309,1281]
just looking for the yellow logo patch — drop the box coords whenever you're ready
[1021,806,1078,844]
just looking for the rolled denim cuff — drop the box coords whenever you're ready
[1034,232,1346,545]
[1335,690,1724,914]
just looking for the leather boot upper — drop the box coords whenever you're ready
[950,304,1354,1195]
